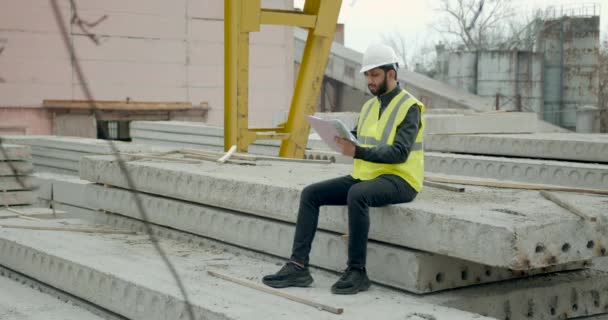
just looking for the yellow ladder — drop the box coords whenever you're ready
[224,0,342,158]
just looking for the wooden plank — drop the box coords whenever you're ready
[207,270,343,315]
[423,181,465,193]
[44,100,192,110]
[0,224,137,235]
[539,191,597,222]
[425,176,608,196]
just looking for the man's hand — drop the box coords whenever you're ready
[335,137,356,157]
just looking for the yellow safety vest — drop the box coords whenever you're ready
[351,89,425,191]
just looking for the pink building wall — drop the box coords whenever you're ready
[0,0,294,133]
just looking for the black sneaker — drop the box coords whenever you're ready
[331,267,371,294]
[262,262,314,288]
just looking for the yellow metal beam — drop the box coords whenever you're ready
[260,9,317,28]
[224,0,240,151]
[241,0,261,32]
[279,0,342,158]
[225,0,341,158]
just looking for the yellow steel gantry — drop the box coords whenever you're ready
[224,0,342,158]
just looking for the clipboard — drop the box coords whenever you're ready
[306,115,359,153]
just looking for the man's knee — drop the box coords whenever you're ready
[300,184,318,204]
[347,184,367,206]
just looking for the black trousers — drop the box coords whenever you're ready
[290,174,418,268]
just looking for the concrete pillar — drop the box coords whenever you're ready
[576,105,599,133]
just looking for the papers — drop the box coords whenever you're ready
[306,115,359,153]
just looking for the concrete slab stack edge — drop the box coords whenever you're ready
[426,152,608,190]
[79,156,604,269]
[0,227,494,320]
[425,133,608,163]
[83,183,588,294]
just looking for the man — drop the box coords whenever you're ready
[262,44,425,294]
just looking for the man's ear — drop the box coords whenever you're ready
[389,69,396,81]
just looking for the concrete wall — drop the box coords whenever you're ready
[477,51,544,112]
[516,51,545,113]
[536,16,600,129]
[0,0,294,130]
[446,51,477,94]
[562,16,600,129]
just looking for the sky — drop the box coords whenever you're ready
[294,0,606,56]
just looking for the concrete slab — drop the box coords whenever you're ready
[315,109,538,135]
[425,152,608,191]
[30,146,91,163]
[1,135,168,154]
[0,273,105,320]
[0,161,33,176]
[0,218,493,320]
[0,144,30,160]
[54,204,608,320]
[0,176,33,191]
[0,190,34,205]
[424,269,608,320]
[83,183,587,293]
[0,207,63,219]
[130,132,284,156]
[33,165,79,176]
[80,156,608,269]
[57,203,608,320]
[130,121,331,150]
[35,174,92,209]
[425,133,608,163]
[32,156,79,172]
[424,113,538,134]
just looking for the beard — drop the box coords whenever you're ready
[368,73,389,96]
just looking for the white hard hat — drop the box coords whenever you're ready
[360,44,400,73]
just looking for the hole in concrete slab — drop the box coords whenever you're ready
[435,273,444,283]
[461,270,468,280]
[595,300,600,307]
[572,304,578,311]
[535,245,545,253]
[601,248,606,256]
[492,208,525,216]
[562,243,570,252]
[485,269,492,277]
[588,241,595,249]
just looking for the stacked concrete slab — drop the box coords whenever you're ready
[29,172,587,295]
[59,155,608,317]
[25,172,608,319]
[0,144,34,206]
[130,121,331,155]
[425,152,608,191]
[0,271,105,320]
[0,136,169,175]
[79,156,608,270]
[426,133,608,163]
[130,113,539,157]
[0,216,500,320]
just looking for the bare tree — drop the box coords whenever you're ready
[381,31,409,70]
[434,0,516,51]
